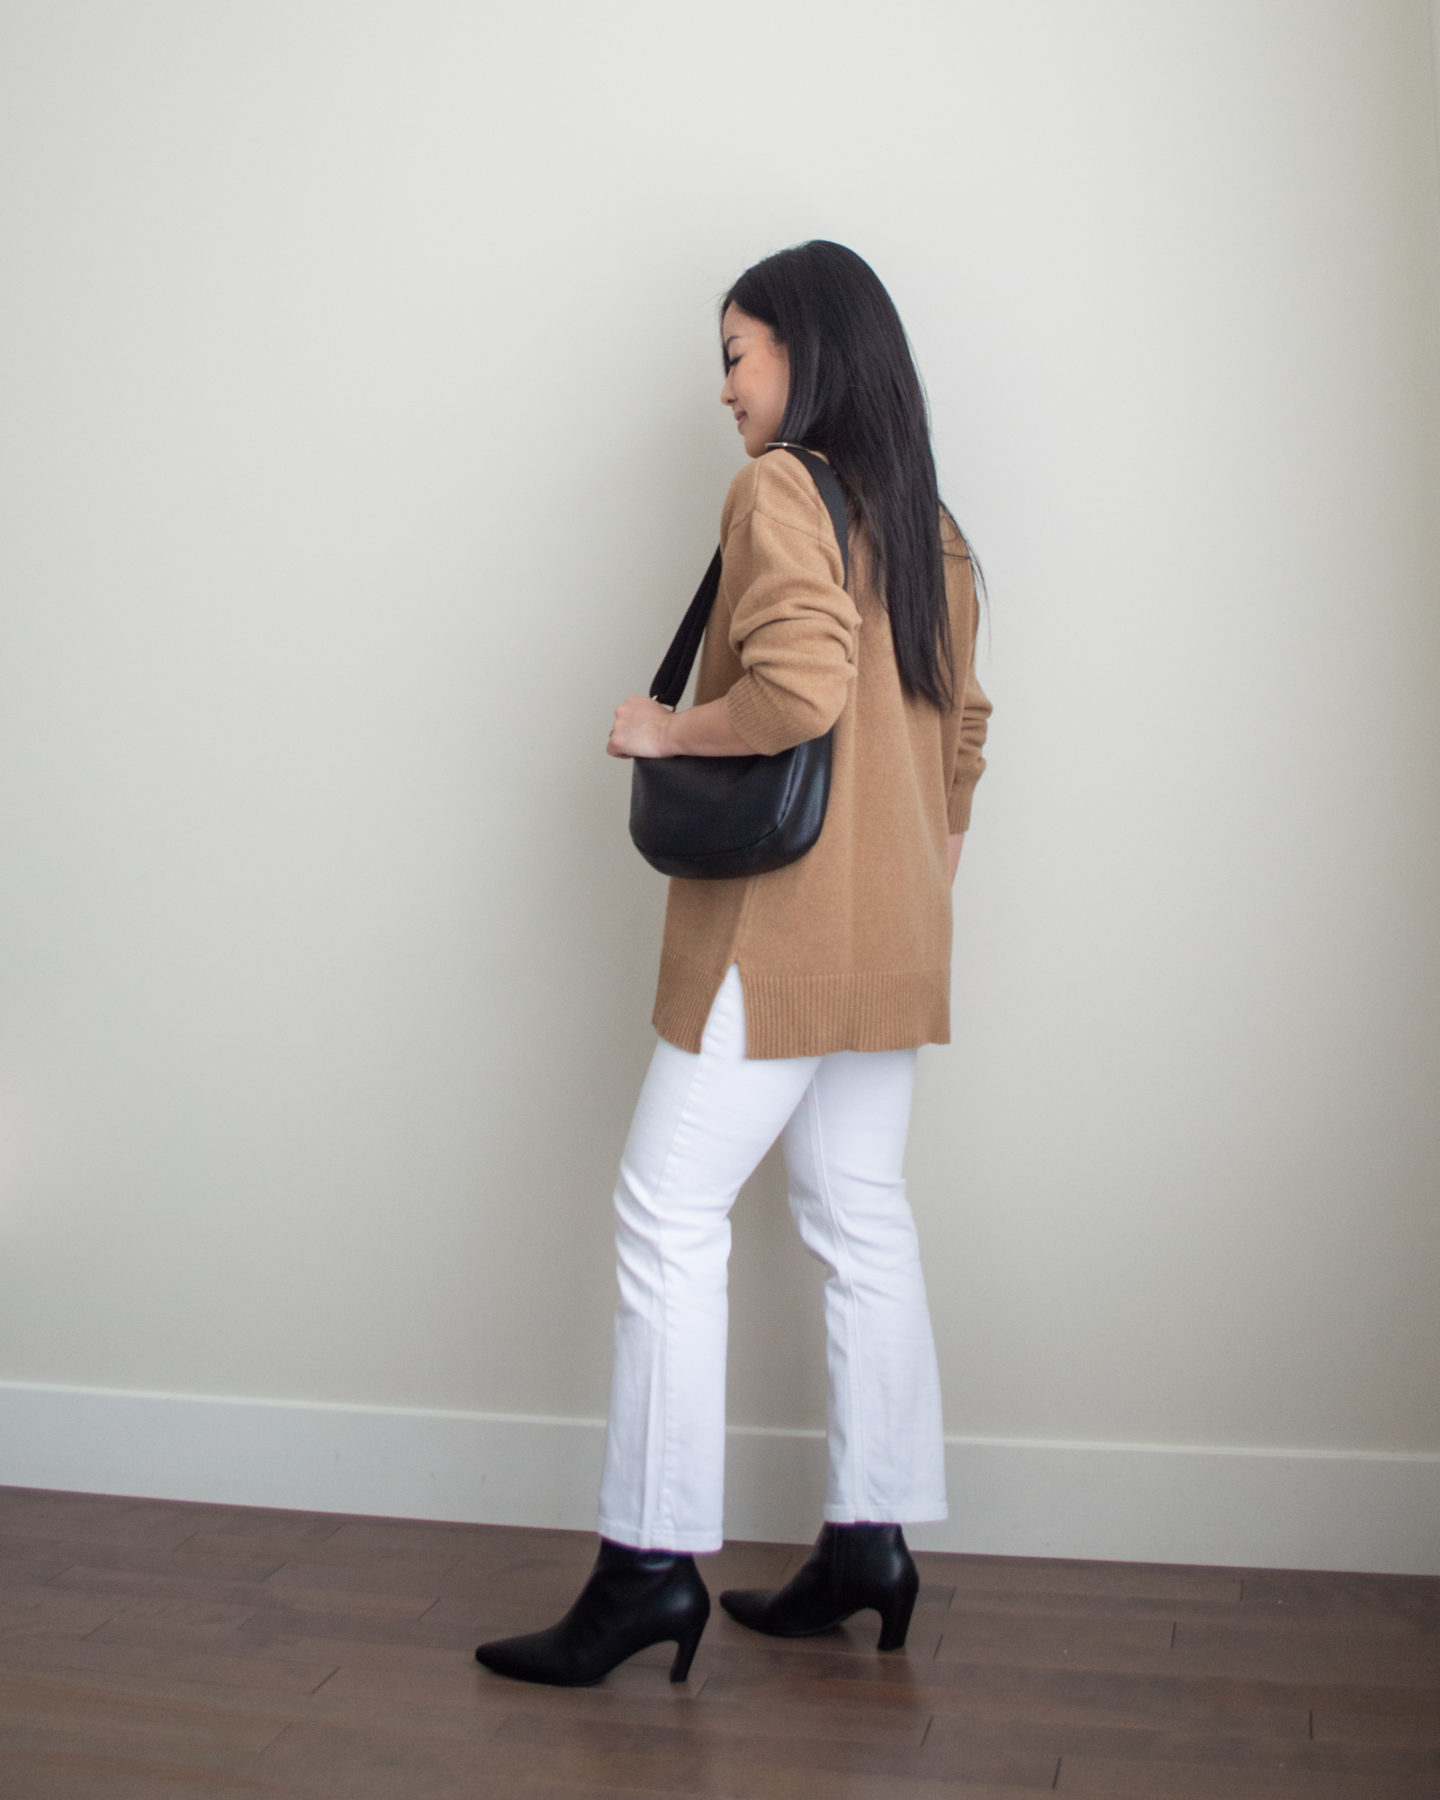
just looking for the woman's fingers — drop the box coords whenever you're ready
[608,694,666,758]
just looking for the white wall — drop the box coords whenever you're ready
[2,0,1438,1570]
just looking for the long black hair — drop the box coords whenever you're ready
[722,240,984,713]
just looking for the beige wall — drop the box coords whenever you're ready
[1,1,1438,1540]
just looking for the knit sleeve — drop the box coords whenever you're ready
[946,559,991,832]
[947,660,992,832]
[721,462,861,757]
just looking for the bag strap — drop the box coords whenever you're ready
[648,445,851,710]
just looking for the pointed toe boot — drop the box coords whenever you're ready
[719,1521,919,1651]
[474,1537,710,1686]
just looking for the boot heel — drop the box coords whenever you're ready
[669,1621,705,1682]
[876,1587,916,1651]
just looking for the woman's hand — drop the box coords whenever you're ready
[608,693,760,758]
[607,694,675,758]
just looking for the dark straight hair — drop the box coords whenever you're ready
[722,239,984,713]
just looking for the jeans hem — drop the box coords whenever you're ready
[598,1514,724,1555]
[823,1503,949,1524]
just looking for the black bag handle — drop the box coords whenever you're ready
[648,445,851,710]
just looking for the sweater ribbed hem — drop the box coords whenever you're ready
[653,953,950,1060]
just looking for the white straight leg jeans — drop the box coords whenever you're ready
[597,963,948,1553]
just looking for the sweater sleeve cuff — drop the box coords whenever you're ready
[947,781,977,834]
[725,671,798,756]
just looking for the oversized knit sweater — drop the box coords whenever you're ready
[652,446,991,1059]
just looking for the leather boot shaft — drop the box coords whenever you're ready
[718,1520,920,1650]
[475,1538,710,1686]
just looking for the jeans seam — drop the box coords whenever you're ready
[806,1076,870,1516]
[642,1050,709,1547]
[636,967,741,1545]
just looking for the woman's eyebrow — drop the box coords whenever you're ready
[723,334,741,350]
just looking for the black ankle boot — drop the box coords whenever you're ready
[474,1538,710,1686]
[719,1522,919,1651]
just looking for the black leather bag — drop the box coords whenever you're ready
[629,444,851,881]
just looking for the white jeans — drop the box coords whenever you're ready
[597,963,948,1553]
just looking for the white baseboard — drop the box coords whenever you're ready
[1,1379,1436,1575]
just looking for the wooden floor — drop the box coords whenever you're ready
[0,1486,1437,1798]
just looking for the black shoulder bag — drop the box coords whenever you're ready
[628,444,851,880]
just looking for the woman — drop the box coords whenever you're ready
[476,240,991,1687]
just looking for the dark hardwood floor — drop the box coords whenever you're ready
[0,1483,1437,1798]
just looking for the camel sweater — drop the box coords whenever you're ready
[652,448,991,1059]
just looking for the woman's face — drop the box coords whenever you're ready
[720,304,789,458]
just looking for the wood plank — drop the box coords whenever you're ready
[39,1540,288,1582]
[480,1707,1062,1793]
[245,1714,530,1799]
[1238,1570,1440,1620]
[0,1550,76,1587]
[0,1591,124,1639]
[0,1629,339,1694]
[1170,1618,1440,1686]
[318,1520,511,1557]
[0,1744,286,1800]
[1055,1749,1440,1798]
[1313,1709,1440,1749]
[257,1557,458,1598]
[0,1667,288,1752]
[177,1533,464,1580]
[0,1492,213,1543]
[944,1556,1244,1607]
[0,1490,339,1544]
[227,1600,462,1645]
[958,1718,1440,1795]
[46,1564,286,1607]
[705,1659,1310,1738]
[934,1609,1179,1667]
[946,1588,1243,1624]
